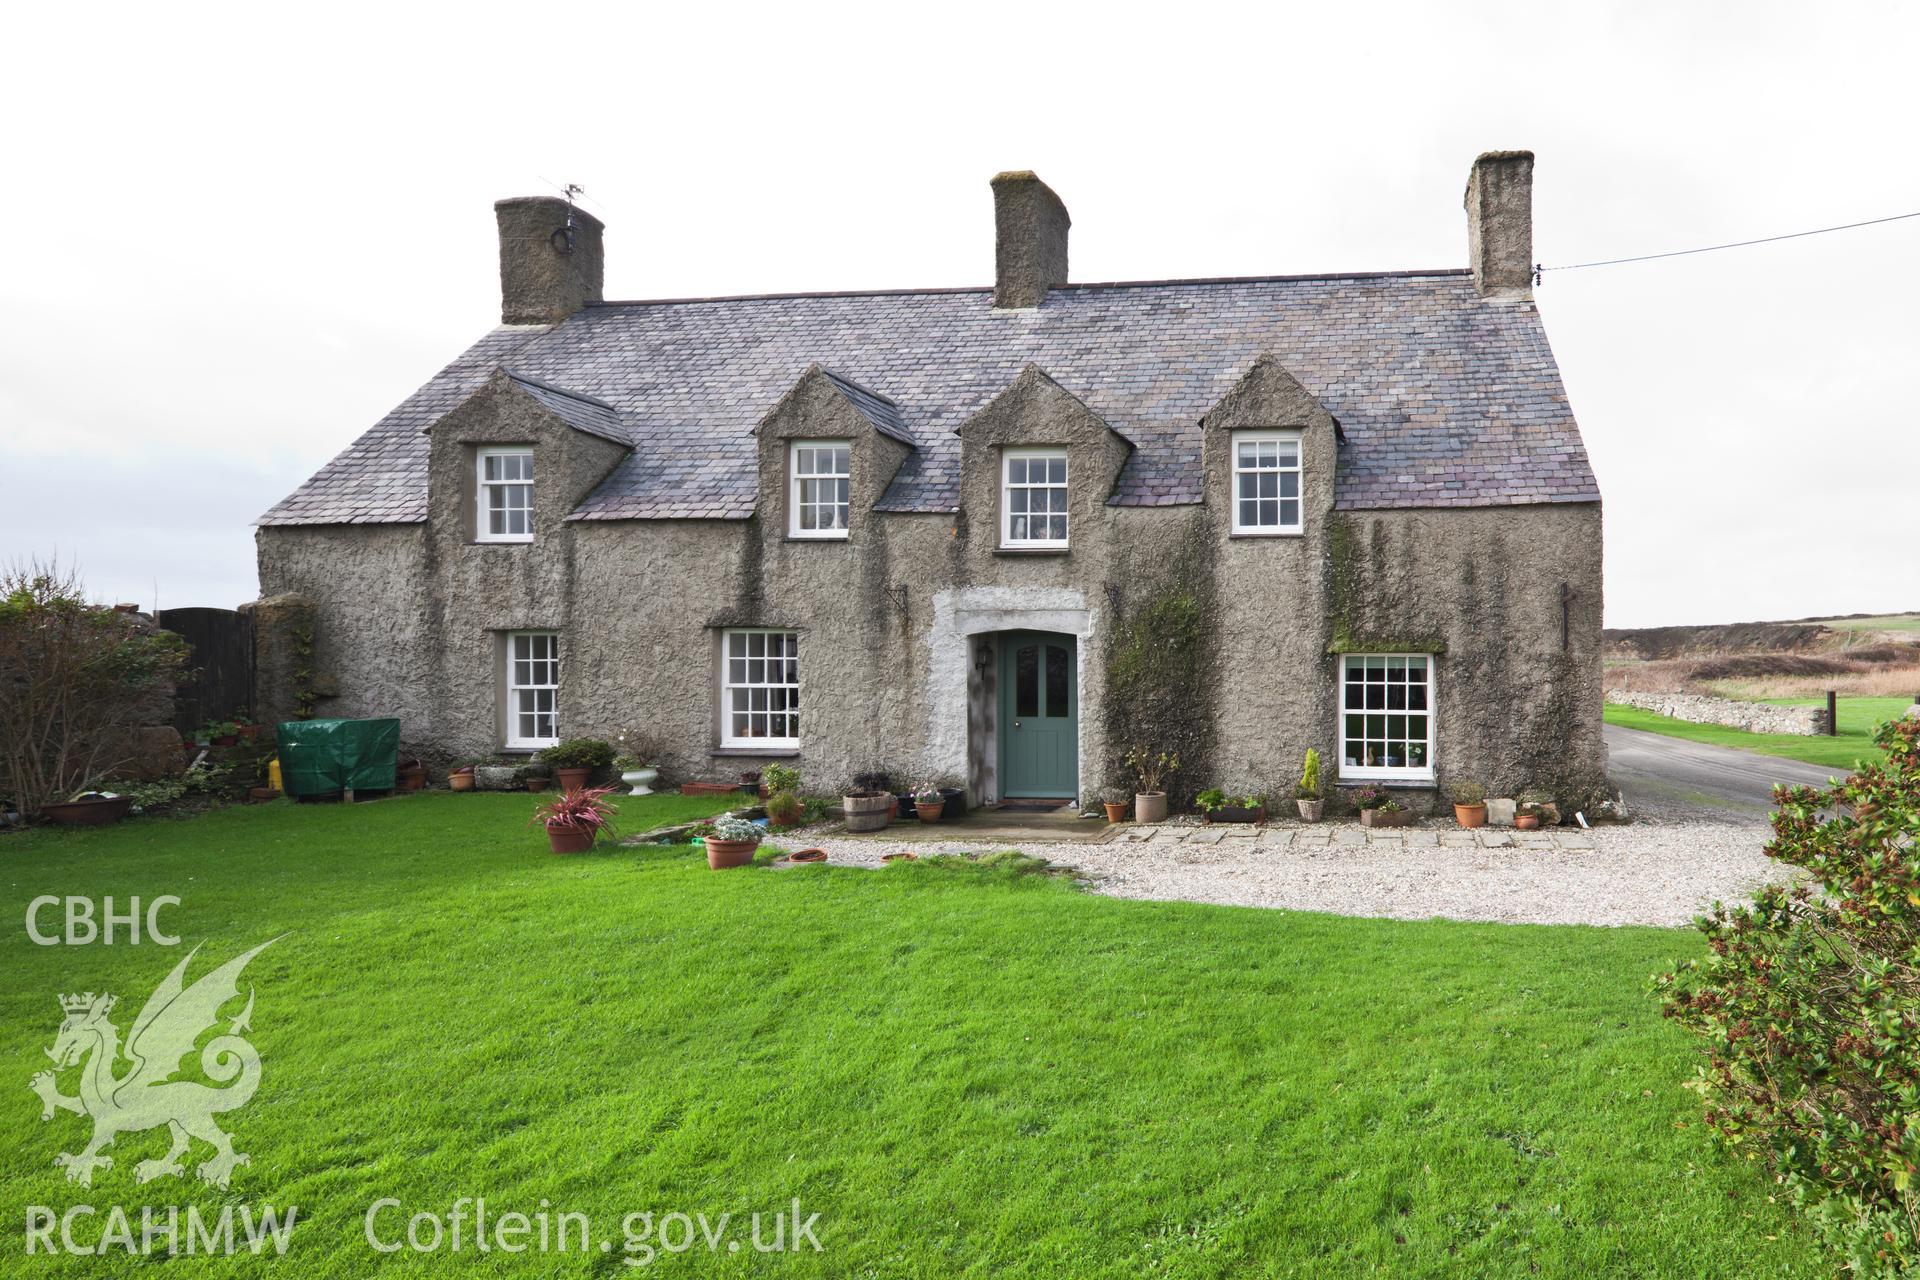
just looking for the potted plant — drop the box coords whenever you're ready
[396,757,428,792]
[1517,790,1559,827]
[703,814,762,869]
[1101,791,1129,824]
[612,730,664,795]
[529,785,618,854]
[520,760,552,792]
[913,784,945,823]
[540,738,614,791]
[1196,788,1267,824]
[1450,781,1488,829]
[843,771,895,833]
[1295,749,1324,821]
[1353,785,1413,828]
[449,764,476,792]
[1514,803,1544,831]
[1126,748,1177,824]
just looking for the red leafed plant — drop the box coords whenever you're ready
[1656,715,1919,1276]
[529,785,619,836]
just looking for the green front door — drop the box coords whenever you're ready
[998,632,1078,798]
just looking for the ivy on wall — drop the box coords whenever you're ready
[1102,540,1219,805]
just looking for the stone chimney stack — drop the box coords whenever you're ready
[495,196,604,325]
[991,171,1070,309]
[1464,151,1534,299]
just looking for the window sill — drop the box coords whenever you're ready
[1228,529,1304,539]
[472,540,534,547]
[711,746,801,758]
[497,746,544,755]
[782,535,851,544]
[994,547,1070,557]
[1337,775,1436,789]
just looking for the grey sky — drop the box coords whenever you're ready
[3,2,1913,628]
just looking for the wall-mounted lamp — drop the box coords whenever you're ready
[974,640,994,680]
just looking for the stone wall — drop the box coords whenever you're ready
[1605,689,1827,735]
[257,369,1608,810]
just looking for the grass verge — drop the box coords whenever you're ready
[0,793,1820,1277]
[1604,701,1891,770]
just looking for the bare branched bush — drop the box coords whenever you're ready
[0,560,189,817]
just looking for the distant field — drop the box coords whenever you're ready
[1763,694,1913,737]
[1603,702,1891,771]
[1814,613,1920,633]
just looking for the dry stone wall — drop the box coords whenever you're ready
[1606,689,1827,735]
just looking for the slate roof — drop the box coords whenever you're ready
[818,369,914,448]
[506,372,629,447]
[258,271,1598,526]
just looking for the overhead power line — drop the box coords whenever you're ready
[1539,208,1920,278]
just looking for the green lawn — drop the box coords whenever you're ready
[1604,700,1895,770]
[1813,612,1920,633]
[0,794,1822,1277]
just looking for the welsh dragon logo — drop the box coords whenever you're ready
[30,939,277,1189]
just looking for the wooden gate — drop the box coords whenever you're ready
[158,607,255,735]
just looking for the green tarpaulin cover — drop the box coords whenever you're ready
[276,719,400,796]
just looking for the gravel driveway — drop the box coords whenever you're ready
[771,814,1786,928]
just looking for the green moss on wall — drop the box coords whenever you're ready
[1324,512,1447,655]
[1103,529,1218,805]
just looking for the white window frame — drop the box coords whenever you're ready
[505,631,560,748]
[787,439,852,539]
[1339,653,1436,783]
[1230,429,1303,535]
[721,629,801,748]
[476,447,535,543]
[1001,447,1070,549]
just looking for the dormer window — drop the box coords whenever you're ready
[1231,430,1301,534]
[477,447,534,543]
[1002,448,1069,548]
[789,440,851,538]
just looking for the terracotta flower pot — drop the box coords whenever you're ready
[449,771,475,792]
[705,837,759,870]
[786,848,828,864]
[1515,813,1541,830]
[1103,801,1128,823]
[1135,792,1168,824]
[248,786,280,803]
[882,851,918,863]
[915,802,944,822]
[1454,802,1488,829]
[546,823,596,854]
[526,777,550,793]
[555,766,591,792]
[239,724,265,741]
[42,795,133,826]
[212,735,238,748]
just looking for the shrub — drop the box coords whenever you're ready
[1296,748,1322,800]
[849,770,893,797]
[0,562,190,818]
[765,791,805,828]
[1125,748,1177,795]
[1656,716,1920,1276]
[762,762,801,796]
[1350,785,1387,811]
[708,815,761,843]
[529,785,619,836]
[539,739,615,769]
[1449,781,1487,806]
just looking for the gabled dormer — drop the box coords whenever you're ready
[956,364,1132,555]
[1199,356,1342,539]
[424,368,631,545]
[753,364,914,542]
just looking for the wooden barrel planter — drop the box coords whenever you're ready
[843,793,894,833]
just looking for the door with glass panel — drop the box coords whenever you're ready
[997,631,1078,798]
